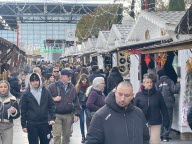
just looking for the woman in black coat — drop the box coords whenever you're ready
[107,67,123,94]
[134,75,170,144]
[187,106,192,130]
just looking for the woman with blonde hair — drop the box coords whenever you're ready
[75,74,90,143]
[0,80,20,144]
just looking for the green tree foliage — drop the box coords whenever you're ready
[76,4,123,42]
[130,0,135,18]
[169,0,185,11]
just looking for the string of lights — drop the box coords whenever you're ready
[0,1,191,48]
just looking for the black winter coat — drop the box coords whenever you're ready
[155,76,180,108]
[187,106,192,130]
[20,86,55,128]
[8,77,21,98]
[88,72,104,84]
[107,72,123,94]
[77,89,87,106]
[85,92,150,144]
[134,86,170,127]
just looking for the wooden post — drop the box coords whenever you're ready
[180,133,192,141]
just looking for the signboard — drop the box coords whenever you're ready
[40,48,63,53]
[65,29,75,41]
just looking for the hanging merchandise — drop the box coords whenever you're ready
[144,54,151,66]
[158,52,168,68]
[157,55,161,67]
[186,58,192,73]
[121,50,132,57]
[184,57,192,105]
[118,50,131,76]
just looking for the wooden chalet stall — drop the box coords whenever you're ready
[85,37,98,66]
[80,41,90,65]
[96,31,112,69]
[139,38,192,137]
[118,8,192,135]
[132,5,192,137]
[0,37,26,79]
[137,5,192,135]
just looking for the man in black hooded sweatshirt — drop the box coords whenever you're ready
[85,81,149,144]
[155,69,180,142]
[20,73,55,144]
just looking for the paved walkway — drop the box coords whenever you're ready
[13,119,192,144]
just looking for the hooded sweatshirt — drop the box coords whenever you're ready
[29,73,42,105]
[20,73,55,128]
[85,92,150,144]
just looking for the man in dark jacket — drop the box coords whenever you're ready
[155,69,180,141]
[8,72,21,99]
[20,73,55,144]
[88,65,104,84]
[48,69,81,144]
[85,81,150,144]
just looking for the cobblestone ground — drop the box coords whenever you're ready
[13,119,191,144]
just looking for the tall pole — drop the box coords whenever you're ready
[16,24,19,47]
[16,18,20,47]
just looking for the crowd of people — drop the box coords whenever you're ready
[0,59,191,144]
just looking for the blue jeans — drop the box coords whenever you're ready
[79,105,86,136]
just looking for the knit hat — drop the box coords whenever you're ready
[157,69,166,78]
[92,77,105,89]
[30,73,40,82]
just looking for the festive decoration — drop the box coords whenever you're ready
[145,0,149,10]
[186,58,192,73]
[130,49,141,55]
[121,50,131,57]
[144,54,151,66]
[157,52,168,68]
[157,55,161,67]
[76,5,123,42]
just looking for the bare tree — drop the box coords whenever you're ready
[156,0,169,11]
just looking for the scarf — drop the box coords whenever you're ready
[80,83,88,93]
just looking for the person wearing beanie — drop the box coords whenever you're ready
[20,73,55,144]
[157,69,166,78]
[0,80,20,144]
[44,74,55,87]
[155,69,180,142]
[86,77,106,129]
